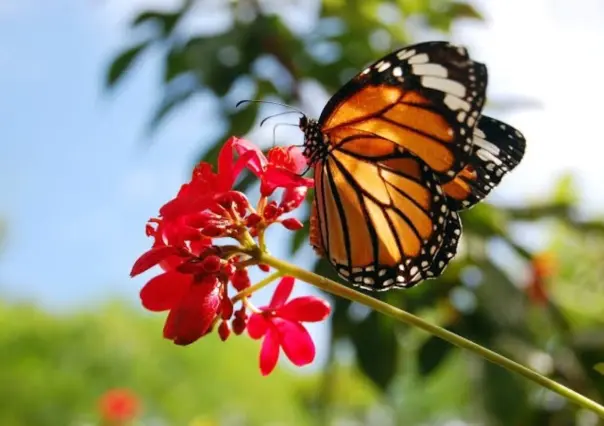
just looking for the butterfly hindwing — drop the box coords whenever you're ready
[317,41,488,180]
[442,115,526,210]
[310,142,453,290]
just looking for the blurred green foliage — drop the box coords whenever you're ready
[105,1,604,425]
[0,300,382,425]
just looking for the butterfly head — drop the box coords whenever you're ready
[299,116,329,165]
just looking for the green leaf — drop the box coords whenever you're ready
[289,215,310,255]
[417,335,453,376]
[481,361,530,426]
[447,2,484,20]
[105,41,150,88]
[351,312,399,391]
[147,84,197,133]
[131,10,181,36]
[227,102,259,137]
[553,173,579,205]
[595,363,604,375]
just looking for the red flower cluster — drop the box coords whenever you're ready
[98,388,140,423]
[131,137,330,374]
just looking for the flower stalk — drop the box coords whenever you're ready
[257,252,604,418]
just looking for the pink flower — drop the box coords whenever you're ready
[232,140,314,196]
[247,276,331,375]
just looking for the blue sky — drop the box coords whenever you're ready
[1,0,604,312]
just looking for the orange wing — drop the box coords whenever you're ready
[442,115,526,210]
[310,143,454,290]
[318,41,487,180]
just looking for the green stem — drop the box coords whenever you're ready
[259,252,604,418]
[231,270,284,303]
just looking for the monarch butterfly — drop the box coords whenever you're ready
[300,41,526,290]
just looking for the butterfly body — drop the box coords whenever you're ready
[299,41,526,291]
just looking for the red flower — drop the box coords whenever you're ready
[132,223,226,346]
[232,140,313,196]
[247,276,331,375]
[98,388,140,423]
[160,137,255,220]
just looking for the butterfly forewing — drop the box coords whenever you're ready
[318,41,488,180]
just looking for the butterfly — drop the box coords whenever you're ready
[299,41,526,291]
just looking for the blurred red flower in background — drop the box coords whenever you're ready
[98,388,140,423]
[526,251,557,305]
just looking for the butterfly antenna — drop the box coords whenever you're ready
[260,110,303,127]
[236,99,306,116]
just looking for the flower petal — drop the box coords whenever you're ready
[269,276,295,308]
[259,325,281,376]
[278,296,331,322]
[217,137,235,187]
[285,146,308,173]
[262,168,314,190]
[163,279,222,345]
[247,313,269,339]
[231,137,267,175]
[130,246,182,277]
[275,318,315,367]
[140,271,191,312]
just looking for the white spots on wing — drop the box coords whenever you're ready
[421,76,467,97]
[476,149,502,166]
[474,135,501,155]
[457,111,467,122]
[474,127,486,138]
[392,66,403,77]
[408,53,429,64]
[467,116,476,127]
[363,277,375,285]
[376,61,391,72]
[397,49,416,60]
[444,94,471,112]
[361,68,371,75]
[411,63,448,78]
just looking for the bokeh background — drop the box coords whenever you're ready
[2,0,604,425]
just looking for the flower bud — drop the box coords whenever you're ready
[201,255,222,273]
[218,321,231,341]
[231,269,251,291]
[221,298,234,320]
[263,201,282,221]
[258,263,270,272]
[246,213,262,227]
[201,224,227,237]
[280,218,304,230]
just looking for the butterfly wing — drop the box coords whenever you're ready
[318,41,488,180]
[309,142,454,290]
[442,115,526,210]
